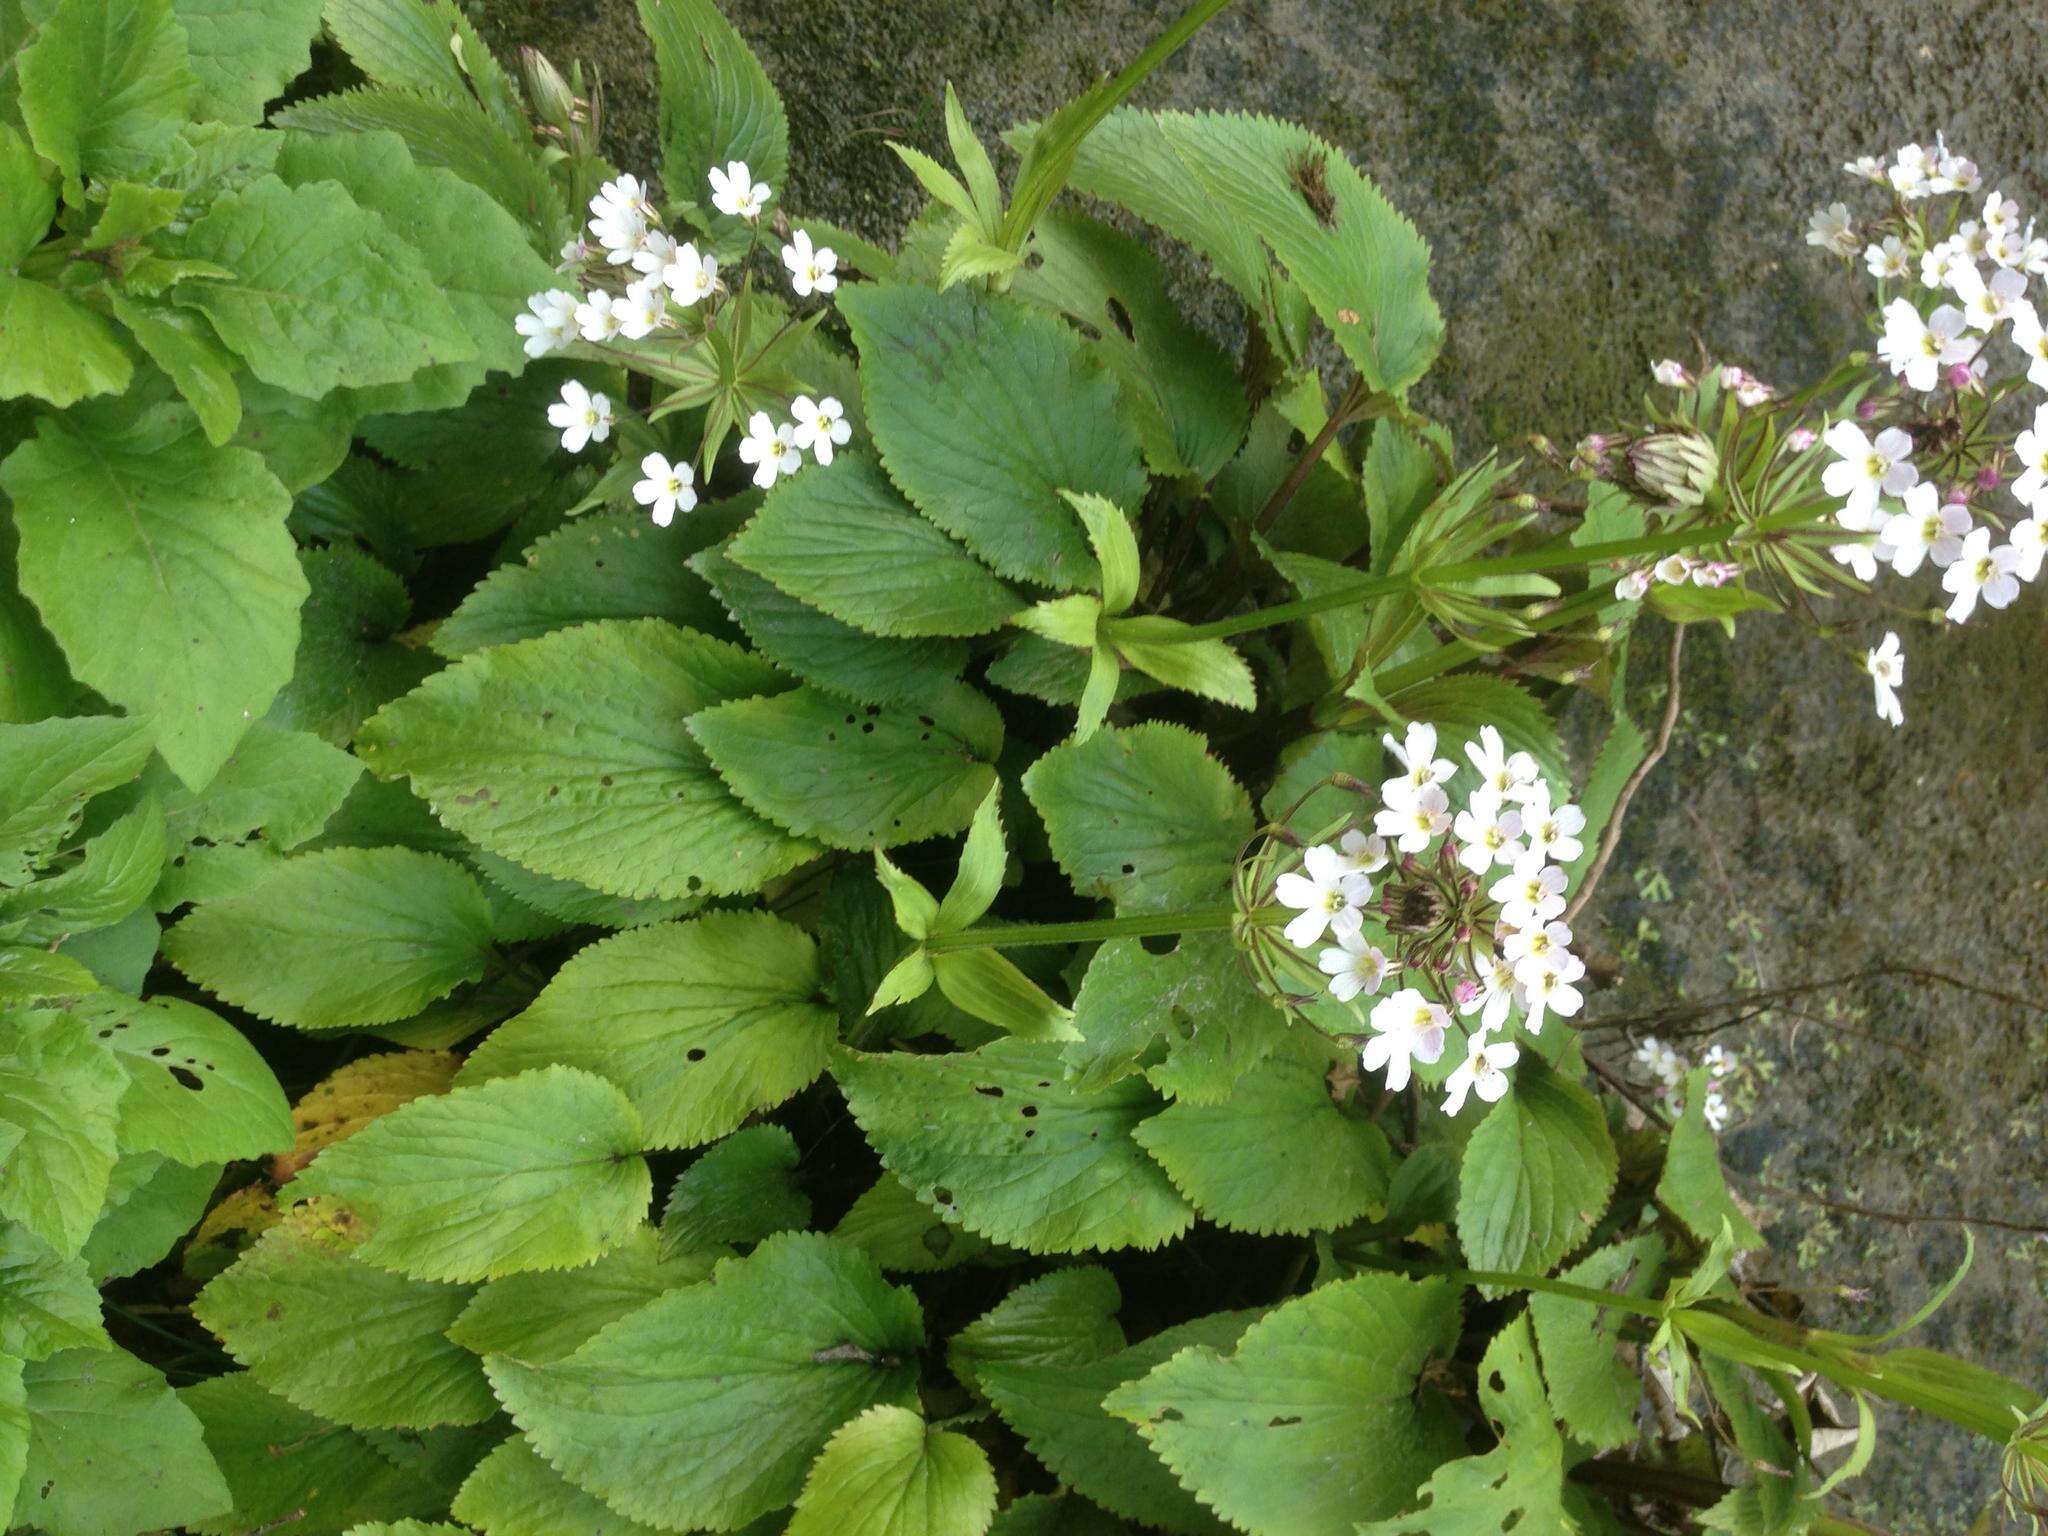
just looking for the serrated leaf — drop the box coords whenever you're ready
[461,912,836,1151]
[1103,616,1257,711]
[661,1124,810,1251]
[0,274,133,407]
[1658,1066,1765,1250]
[930,949,1078,1043]
[835,1039,1193,1254]
[174,174,475,397]
[831,1175,991,1275]
[14,1346,231,1536]
[0,1224,111,1360]
[949,1266,1127,1389]
[194,1207,495,1430]
[486,1232,923,1533]
[788,1405,998,1536]
[1133,1031,1392,1235]
[270,545,434,746]
[17,0,198,184]
[152,720,361,851]
[164,847,494,1029]
[0,715,155,882]
[291,1065,651,1283]
[690,682,1002,851]
[1382,673,1568,795]
[468,847,697,931]
[2,411,304,789]
[105,294,243,443]
[0,793,165,945]
[173,0,325,124]
[447,1224,716,1365]
[0,946,101,1007]
[277,1048,458,1179]
[637,0,788,248]
[1362,421,1441,572]
[1066,932,1288,1102]
[452,1434,674,1536]
[1106,1273,1466,1535]
[1528,1232,1666,1453]
[78,1150,217,1282]
[0,1011,126,1255]
[1456,1055,1618,1283]
[0,124,55,266]
[838,283,1144,591]
[1023,723,1252,915]
[358,618,818,901]
[76,991,293,1166]
[935,785,1006,934]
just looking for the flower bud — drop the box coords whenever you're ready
[1786,425,1817,451]
[521,47,578,130]
[1977,464,2002,491]
[1625,429,1719,508]
[1651,358,1694,388]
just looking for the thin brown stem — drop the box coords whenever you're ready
[1739,1177,2048,1238]
[1253,380,1367,535]
[1565,623,1687,926]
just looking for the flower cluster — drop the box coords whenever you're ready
[1632,1035,1736,1131]
[514,165,853,514]
[1267,723,1590,1116]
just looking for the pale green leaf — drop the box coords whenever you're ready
[1066,932,1289,1102]
[1061,492,1140,616]
[452,1434,675,1536]
[173,0,325,124]
[831,1174,991,1275]
[17,0,198,183]
[0,1011,126,1255]
[105,294,242,443]
[152,720,361,851]
[875,850,939,941]
[661,1124,810,1251]
[78,1150,217,1281]
[636,0,788,246]
[292,1065,651,1283]
[1456,1055,1619,1283]
[163,847,494,1029]
[1658,1066,1765,1250]
[935,785,1006,934]
[0,1224,111,1359]
[0,274,133,407]
[788,1405,998,1536]
[0,1353,23,1526]
[447,1224,715,1365]
[0,123,55,265]
[77,991,293,1166]
[0,946,101,1007]
[0,715,155,881]
[931,949,1078,1043]
[0,794,165,945]
[462,911,836,1151]
[1104,616,1257,711]
[486,1233,923,1533]
[358,618,818,901]
[1,411,303,788]
[1528,1232,1666,1452]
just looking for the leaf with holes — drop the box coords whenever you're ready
[76,992,292,1166]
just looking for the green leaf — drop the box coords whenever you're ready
[949,1266,1127,1388]
[0,946,101,1007]
[788,1405,998,1536]
[1066,932,1289,1102]
[935,785,1006,933]
[0,793,165,945]
[1527,1232,1666,1453]
[292,1065,651,1283]
[1383,673,1569,796]
[727,454,1022,637]
[838,283,1145,590]
[77,1150,216,1281]
[0,715,154,882]
[467,848,695,931]
[172,0,325,124]
[0,1224,111,1359]
[0,1012,126,1255]
[14,1346,231,1536]
[1,412,304,788]
[152,720,361,851]
[660,1124,810,1251]
[931,949,1078,1043]
[0,124,55,266]
[462,911,836,1151]
[1102,616,1257,711]
[174,174,475,397]
[1456,1055,1618,1284]
[76,991,292,1165]
[690,682,1002,851]
[0,273,134,407]
[194,1206,496,1430]
[636,0,788,246]
[486,1232,923,1533]
[105,295,243,443]
[0,1354,21,1527]
[831,1174,991,1275]
[17,0,198,184]
[1060,492,1141,616]
[1105,1273,1467,1535]
[1024,723,1252,914]
[436,506,735,658]
[447,1224,715,1365]
[452,1434,675,1536]
[1362,421,1440,573]
[270,545,434,746]
[835,1039,1193,1254]
[164,847,494,1029]
[1133,1032,1393,1234]
[358,618,818,901]
[1658,1066,1765,1250]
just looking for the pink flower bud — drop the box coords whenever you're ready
[1651,358,1694,388]
[1786,426,1817,451]
[1977,464,2003,490]
[1856,398,1881,420]
[1946,482,1975,506]
[1452,978,1482,1005]
[1944,361,1977,390]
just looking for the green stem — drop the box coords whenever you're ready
[1347,1254,1671,1322]
[922,904,1286,954]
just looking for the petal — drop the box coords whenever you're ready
[1273,873,1318,909]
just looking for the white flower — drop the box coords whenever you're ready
[1931,138,1979,195]
[615,276,669,340]
[1332,828,1389,877]
[514,289,579,358]
[1614,567,1652,601]
[547,380,612,453]
[1843,154,1887,183]
[1985,223,2031,271]
[708,159,771,220]
[594,173,657,221]
[2012,402,2048,511]
[1453,790,1524,876]
[1521,952,1586,1034]
[1442,1032,1519,1116]
[1651,358,1694,388]
[1465,725,1540,803]
[736,410,801,489]
[2007,516,2047,583]
[1830,538,1885,583]
[1821,421,1918,519]
[1276,843,1371,949]
[660,242,720,307]
[1460,951,1519,1034]
[1491,855,1567,928]
[557,236,592,269]
[632,452,697,528]
[1701,1088,1731,1132]
[1950,261,2027,331]
[1363,988,1449,1093]
[1654,554,1695,586]
[1940,527,2022,622]
[587,195,650,266]
[1519,788,1585,864]
[1889,142,1938,198]
[1380,721,1455,803]
[1985,191,2023,233]
[1804,202,1858,258]
[1318,929,1394,1004]
[1877,298,1971,391]
[1633,1034,1685,1087]
[1701,1043,1735,1079]
[574,291,625,344]
[1920,238,1970,291]
[1373,781,1450,854]
[2008,303,2048,390]
[630,228,679,276]
[781,230,839,297]
[1720,365,1774,406]
[789,395,852,465]
[1502,918,1573,984]
[1865,631,1904,727]
[1864,236,1911,281]
[1879,483,1971,576]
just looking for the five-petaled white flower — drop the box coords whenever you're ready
[574,291,626,343]
[1865,631,1904,727]
[1878,483,1971,576]
[1876,298,1971,391]
[1459,951,1519,1034]
[515,289,579,358]
[709,160,771,220]
[1984,190,2023,233]
[736,410,801,489]
[1452,791,1524,876]
[2008,304,2048,391]
[1888,142,1938,198]
[1331,828,1389,877]
[588,175,655,265]
[1864,236,1911,280]
[1805,203,1858,258]
[1520,952,1586,1035]
[632,452,697,528]
[2012,402,2048,512]
[789,395,852,465]
[660,242,720,307]
[1442,1032,1519,1116]
[1363,989,1449,1093]
[1940,527,2021,622]
[616,277,669,340]
[1843,155,1887,184]
[1464,724,1540,803]
[1502,918,1573,983]
[1275,842,1370,949]
[1518,788,1586,864]
[1821,421,1918,520]
[630,229,679,276]
[1491,854,1567,928]
[547,380,612,453]
[781,230,839,297]
[1373,781,1450,854]
[1949,260,2027,331]
[1318,929,1394,1004]
[1380,721,1455,804]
